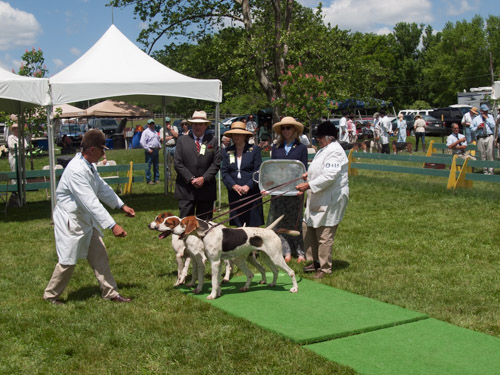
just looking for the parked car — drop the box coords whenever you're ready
[429,106,471,134]
[56,123,85,147]
[421,115,444,136]
[87,118,120,136]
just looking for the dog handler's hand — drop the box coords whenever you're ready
[296,182,310,194]
[122,205,135,218]
[112,224,127,237]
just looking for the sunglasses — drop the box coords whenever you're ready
[282,126,293,131]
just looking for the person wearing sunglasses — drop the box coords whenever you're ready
[267,116,308,263]
[43,129,135,305]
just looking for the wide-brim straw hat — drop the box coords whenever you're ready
[188,110,210,123]
[224,121,253,138]
[272,116,304,135]
[470,107,478,115]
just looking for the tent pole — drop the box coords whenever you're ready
[215,102,221,210]
[161,97,168,195]
[46,104,56,213]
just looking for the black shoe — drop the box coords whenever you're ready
[303,261,320,273]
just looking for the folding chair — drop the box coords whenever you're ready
[97,160,121,193]
[0,173,9,218]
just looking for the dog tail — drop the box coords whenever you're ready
[266,215,284,230]
[276,229,300,236]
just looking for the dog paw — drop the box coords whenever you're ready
[193,287,202,294]
[258,280,266,285]
[239,286,249,292]
[269,282,276,288]
[206,293,217,300]
[222,278,230,284]
[289,287,298,293]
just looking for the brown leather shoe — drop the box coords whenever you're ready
[313,270,326,279]
[111,294,131,303]
[303,262,320,273]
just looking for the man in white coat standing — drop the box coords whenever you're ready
[43,129,135,304]
[296,121,349,279]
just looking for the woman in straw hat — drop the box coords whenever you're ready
[221,121,264,227]
[268,116,308,263]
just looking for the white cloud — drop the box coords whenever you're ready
[0,1,42,51]
[52,58,64,68]
[69,47,81,56]
[445,0,477,16]
[322,0,434,33]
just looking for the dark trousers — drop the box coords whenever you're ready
[178,199,214,220]
[145,149,160,182]
[381,143,390,154]
[415,133,426,151]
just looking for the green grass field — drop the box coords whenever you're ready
[0,139,499,374]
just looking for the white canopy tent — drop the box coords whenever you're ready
[46,24,222,209]
[0,66,50,206]
[50,25,222,105]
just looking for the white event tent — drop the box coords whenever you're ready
[45,24,223,210]
[0,66,50,206]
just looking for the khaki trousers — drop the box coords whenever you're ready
[303,223,338,274]
[43,228,119,301]
[477,135,494,174]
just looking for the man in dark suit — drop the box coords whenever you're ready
[174,110,220,220]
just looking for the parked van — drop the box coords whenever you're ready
[398,109,433,117]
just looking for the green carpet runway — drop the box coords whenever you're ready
[179,273,500,374]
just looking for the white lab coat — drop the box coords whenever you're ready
[53,153,124,265]
[380,115,392,144]
[304,141,349,228]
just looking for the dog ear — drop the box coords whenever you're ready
[165,216,180,229]
[197,219,210,235]
[183,217,199,236]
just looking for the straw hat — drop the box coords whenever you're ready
[224,121,253,138]
[470,107,478,115]
[272,116,304,135]
[188,110,210,123]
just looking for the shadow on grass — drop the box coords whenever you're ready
[67,282,142,301]
[2,192,181,222]
[332,259,350,271]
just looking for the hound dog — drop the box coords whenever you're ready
[173,215,299,300]
[149,213,266,294]
[392,140,413,155]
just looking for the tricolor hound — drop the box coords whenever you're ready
[148,213,266,293]
[173,215,299,300]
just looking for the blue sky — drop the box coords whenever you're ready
[1,0,498,76]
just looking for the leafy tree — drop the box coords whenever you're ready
[15,48,49,169]
[110,0,342,121]
[423,16,490,106]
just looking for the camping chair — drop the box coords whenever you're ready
[97,160,121,193]
[43,164,64,199]
[0,173,9,218]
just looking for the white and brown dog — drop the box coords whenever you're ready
[173,215,299,300]
[149,213,266,294]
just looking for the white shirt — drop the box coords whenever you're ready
[53,153,124,264]
[380,115,392,144]
[338,117,348,143]
[304,141,349,228]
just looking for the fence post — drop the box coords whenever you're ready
[348,149,358,176]
[124,161,134,195]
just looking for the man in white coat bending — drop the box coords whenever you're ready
[43,129,135,304]
[296,121,349,279]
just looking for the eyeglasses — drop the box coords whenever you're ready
[282,126,293,131]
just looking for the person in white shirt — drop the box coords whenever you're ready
[140,119,162,184]
[379,109,392,154]
[43,130,135,305]
[471,104,495,175]
[446,123,475,160]
[461,107,478,143]
[296,121,349,278]
[338,111,348,144]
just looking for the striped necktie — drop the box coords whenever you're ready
[195,138,201,153]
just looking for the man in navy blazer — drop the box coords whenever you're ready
[174,111,220,220]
